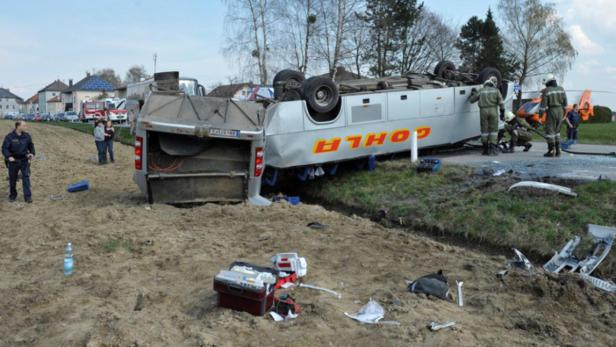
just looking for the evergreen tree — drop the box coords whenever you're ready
[456,9,518,78]
[361,0,423,77]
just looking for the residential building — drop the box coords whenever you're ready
[38,80,68,113]
[24,94,39,113]
[46,95,63,114]
[63,74,115,113]
[207,83,254,99]
[0,88,24,117]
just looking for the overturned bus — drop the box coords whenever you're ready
[134,63,514,205]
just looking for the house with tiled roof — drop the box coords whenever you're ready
[0,88,24,117]
[24,94,39,113]
[38,80,68,113]
[62,74,116,113]
[46,95,63,114]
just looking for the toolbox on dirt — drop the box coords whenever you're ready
[213,262,278,316]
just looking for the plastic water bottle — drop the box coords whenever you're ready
[64,243,74,276]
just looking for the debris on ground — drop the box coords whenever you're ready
[456,280,464,307]
[298,283,341,299]
[272,195,301,205]
[544,224,616,275]
[510,248,533,271]
[67,180,89,193]
[406,270,450,300]
[508,181,577,197]
[344,299,399,325]
[543,224,616,293]
[429,321,456,331]
[416,158,441,174]
[48,194,64,201]
[307,221,328,230]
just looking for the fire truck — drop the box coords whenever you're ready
[80,100,106,122]
[80,99,128,123]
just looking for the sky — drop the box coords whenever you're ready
[1,0,615,107]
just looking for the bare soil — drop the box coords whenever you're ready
[1,121,615,347]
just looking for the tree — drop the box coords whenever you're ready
[361,0,423,77]
[125,65,149,84]
[498,0,577,89]
[275,0,317,73]
[223,0,278,84]
[314,0,365,77]
[422,11,459,64]
[456,16,483,73]
[95,68,122,88]
[456,9,517,78]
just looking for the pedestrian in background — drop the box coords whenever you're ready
[93,120,107,165]
[565,104,580,145]
[2,121,35,203]
[104,120,115,163]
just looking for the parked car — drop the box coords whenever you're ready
[55,112,65,121]
[34,114,44,122]
[24,114,35,121]
[64,111,79,122]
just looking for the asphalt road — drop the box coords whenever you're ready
[434,142,616,181]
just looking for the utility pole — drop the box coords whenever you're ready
[153,53,158,74]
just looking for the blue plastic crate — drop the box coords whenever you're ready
[67,180,89,193]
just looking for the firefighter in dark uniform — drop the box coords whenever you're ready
[468,76,505,156]
[2,121,36,203]
[502,111,533,153]
[538,74,567,157]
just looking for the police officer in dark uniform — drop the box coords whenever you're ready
[2,121,36,203]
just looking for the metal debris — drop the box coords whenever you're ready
[544,225,616,275]
[510,248,532,271]
[579,274,616,293]
[508,181,577,197]
[429,321,456,331]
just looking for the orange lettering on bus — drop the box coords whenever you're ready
[345,135,363,149]
[313,138,342,154]
[415,127,431,140]
[365,132,387,147]
[390,129,410,143]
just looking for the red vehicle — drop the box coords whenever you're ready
[81,100,107,122]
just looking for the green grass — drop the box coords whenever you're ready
[531,122,616,145]
[49,121,135,146]
[306,162,616,258]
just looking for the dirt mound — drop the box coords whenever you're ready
[0,121,615,346]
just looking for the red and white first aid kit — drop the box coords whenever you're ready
[270,252,307,277]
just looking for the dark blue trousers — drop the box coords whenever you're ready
[8,160,31,200]
[105,139,114,162]
[96,141,107,164]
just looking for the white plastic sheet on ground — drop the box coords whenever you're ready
[344,299,400,325]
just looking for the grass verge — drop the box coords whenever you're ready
[49,121,135,146]
[305,161,616,259]
[532,122,616,145]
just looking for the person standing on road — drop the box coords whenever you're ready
[94,120,107,165]
[538,74,568,157]
[2,121,35,203]
[468,76,505,156]
[564,104,580,145]
[104,120,115,163]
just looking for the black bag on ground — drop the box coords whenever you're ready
[407,270,450,300]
